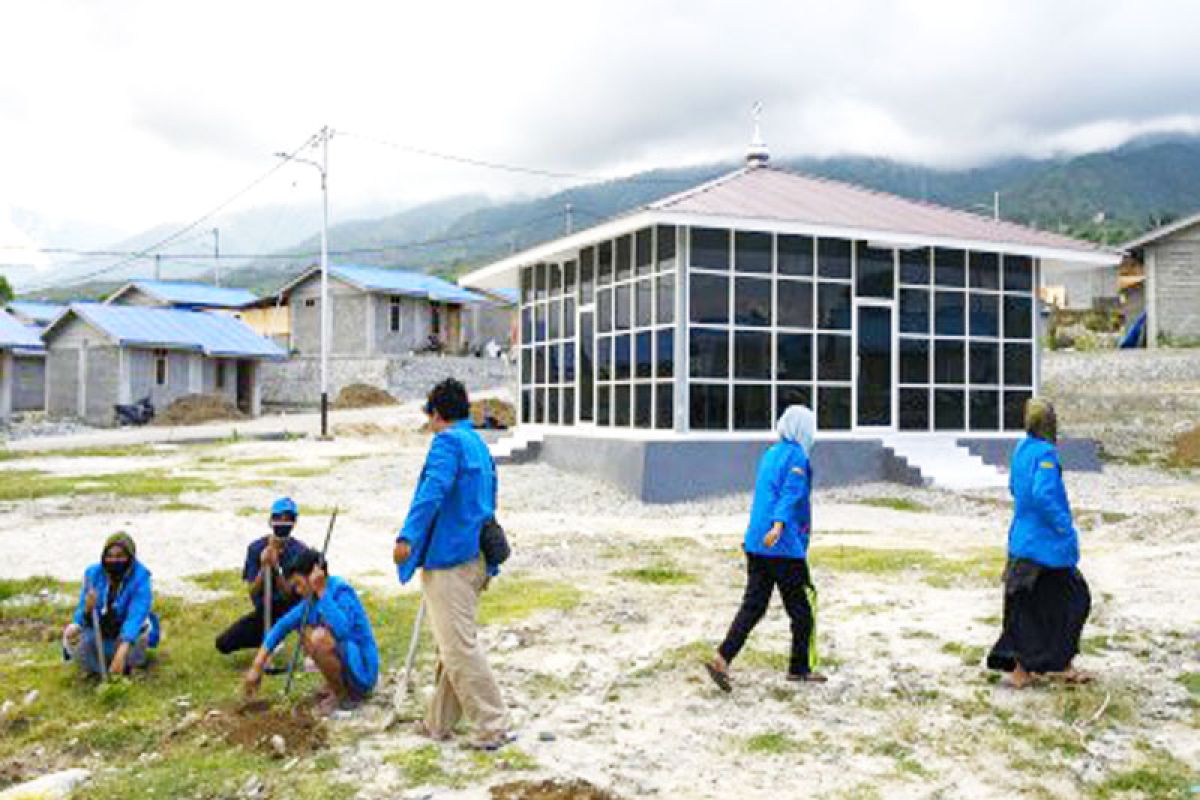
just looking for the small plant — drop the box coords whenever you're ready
[615,563,698,585]
[744,731,800,754]
[854,496,930,513]
[96,676,133,708]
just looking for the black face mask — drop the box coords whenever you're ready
[103,559,130,579]
[271,523,294,539]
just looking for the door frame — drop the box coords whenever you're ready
[853,298,897,432]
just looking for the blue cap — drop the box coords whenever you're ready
[270,497,298,517]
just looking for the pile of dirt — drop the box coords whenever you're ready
[490,780,625,800]
[1170,423,1200,467]
[470,398,516,430]
[203,700,326,757]
[333,383,398,409]
[153,394,246,426]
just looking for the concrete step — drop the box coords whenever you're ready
[882,435,1008,491]
[490,427,545,465]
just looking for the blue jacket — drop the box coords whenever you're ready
[263,576,379,691]
[744,440,812,559]
[397,420,496,583]
[1007,435,1079,568]
[73,561,160,646]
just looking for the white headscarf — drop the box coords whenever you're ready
[777,404,816,458]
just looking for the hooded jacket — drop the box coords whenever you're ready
[396,420,496,583]
[1007,435,1079,568]
[744,439,812,559]
[72,561,160,646]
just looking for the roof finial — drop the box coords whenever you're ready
[746,101,769,167]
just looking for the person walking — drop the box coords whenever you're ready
[707,405,826,692]
[987,399,1092,688]
[394,378,510,750]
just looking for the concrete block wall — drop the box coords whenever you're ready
[12,355,44,411]
[1150,225,1200,341]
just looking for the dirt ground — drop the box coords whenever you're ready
[1,398,1198,798]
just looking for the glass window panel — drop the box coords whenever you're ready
[690,227,730,271]
[535,346,547,384]
[533,304,546,342]
[563,343,576,383]
[596,335,612,381]
[899,337,930,384]
[969,251,1000,290]
[735,231,772,273]
[521,389,532,424]
[597,242,613,286]
[817,238,852,279]
[899,247,931,285]
[564,260,577,295]
[535,387,546,423]
[1003,255,1033,292]
[521,306,532,344]
[817,282,852,330]
[934,389,965,430]
[614,383,631,426]
[735,331,771,379]
[778,280,813,328]
[970,341,999,385]
[549,343,561,385]
[614,284,631,330]
[970,293,999,338]
[817,334,852,382]
[1004,390,1032,431]
[636,279,652,327]
[656,383,674,429]
[521,347,532,384]
[818,386,852,430]
[690,384,729,430]
[535,263,547,299]
[856,243,894,298]
[934,291,965,336]
[597,384,611,426]
[934,248,966,287]
[899,288,930,334]
[635,229,653,276]
[934,339,965,384]
[635,384,652,428]
[579,314,594,421]
[656,273,675,324]
[1004,342,1032,386]
[616,235,632,281]
[970,390,1000,431]
[776,384,813,418]
[563,388,575,426]
[899,387,930,431]
[614,334,631,380]
[776,333,812,382]
[1004,294,1033,339]
[549,263,562,297]
[564,298,576,338]
[548,299,561,340]
[635,332,653,379]
[735,385,772,430]
[521,267,533,304]
[778,234,813,276]
[735,277,772,326]
[690,328,729,379]
[656,225,677,271]
[597,290,612,334]
[548,388,559,424]
[655,328,674,379]
[690,273,730,325]
[580,248,595,304]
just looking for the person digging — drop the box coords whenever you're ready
[243,548,379,715]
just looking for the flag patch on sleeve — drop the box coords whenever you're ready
[1039,461,1056,469]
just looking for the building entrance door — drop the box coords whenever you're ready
[856,303,893,428]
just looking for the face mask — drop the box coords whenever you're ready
[103,559,130,578]
[271,523,294,539]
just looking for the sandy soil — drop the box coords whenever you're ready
[1,409,1197,798]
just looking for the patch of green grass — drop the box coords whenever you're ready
[1177,672,1200,696]
[868,738,932,778]
[1081,634,1112,655]
[854,496,931,513]
[744,730,801,754]
[159,501,212,512]
[813,545,1005,587]
[388,744,452,786]
[1091,746,1198,799]
[386,743,536,788]
[262,465,333,479]
[479,578,582,624]
[0,444,159,461]
[0,469,215,501]
[614,562,698,585]
[0,575,72,604]
[189,569,245,594]
[940,641,987,666]
[236,503,338,518]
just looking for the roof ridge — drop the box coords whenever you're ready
[647,166,754,211]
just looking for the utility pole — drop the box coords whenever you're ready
[212,228,221,286]
[564,203,574,235]
[154,253,161,281]
[993,191,1000,221]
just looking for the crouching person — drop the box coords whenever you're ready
[243,548,378,714]
[63,532,160,676]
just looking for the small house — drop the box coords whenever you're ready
[6,300,66,327]
[105,279,259,311]
[41,304,286,426]
[1124,212,1200,345]
[0,310,45,422]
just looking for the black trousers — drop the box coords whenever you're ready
[988,562,1091,674]
[719,554,814,676]
[215,605,293,655]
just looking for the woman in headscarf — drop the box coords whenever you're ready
[706,405,826,691]
[62,532,160,676]
[987,399,1092,688]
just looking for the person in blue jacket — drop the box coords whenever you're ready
[62,532,160,676]
[243,548,378,713]
[706,405,827,692]
[393,378,510,750]
[987,398,1092,688]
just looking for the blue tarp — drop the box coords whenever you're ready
[1119,311,1147,349]
[61,304,285,359]
[124,280,259,309]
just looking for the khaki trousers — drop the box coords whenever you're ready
[421,559,507,742]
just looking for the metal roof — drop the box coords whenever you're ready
[278,264,485,304]
[1122,211,1200,250]
[48,303,286,359]
[0,310,45,351]
[111,280,259,309]
[6,300,65,325]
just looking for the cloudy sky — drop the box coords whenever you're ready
[3,0,1200,258]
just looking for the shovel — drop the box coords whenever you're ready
[88,581,107,680]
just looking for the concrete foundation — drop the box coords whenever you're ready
[958,437,1102,472]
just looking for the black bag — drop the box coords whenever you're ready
[480,516,511,568]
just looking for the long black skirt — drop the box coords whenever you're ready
[987,559,1091,674]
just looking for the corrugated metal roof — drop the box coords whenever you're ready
[6,300,65,324]
[649,166,1112,255]
[329,265,484,304]
[121,280,259,308]
[56,304,285,359]
[1122,211,1200,250]
[0,310,45,350]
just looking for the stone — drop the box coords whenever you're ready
[270,734,287,757]
[0,769,90,800]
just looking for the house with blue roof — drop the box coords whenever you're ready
[106,279,259,310]
[41,303,286,425]
[6,300,66,327]
[274,263,511,357]
[0,310,46,422]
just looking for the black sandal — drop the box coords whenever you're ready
[705,662,732,693]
